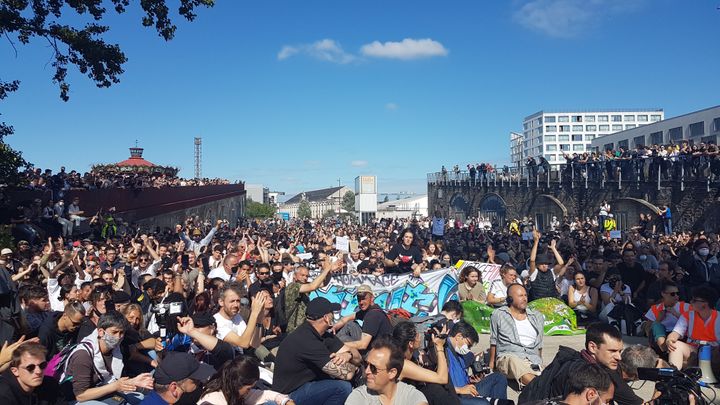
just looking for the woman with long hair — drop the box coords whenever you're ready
[457,266,486,304]
[199,355,294,405]
[384,229,424,275]
[567,271,598,326]
[120,303,158,374]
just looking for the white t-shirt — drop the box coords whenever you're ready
[131,259,161,288]
[600,283,632,304]
[514,318,537,347]
[47,278,64,312]
[214,312,247,352]
[207,267,231,281]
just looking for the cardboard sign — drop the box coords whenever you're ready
[335,236,349,252]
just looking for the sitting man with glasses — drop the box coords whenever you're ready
[0,341,67,405]
[346,337,428,405]
[643,281,690,352]
[665,284,720,371]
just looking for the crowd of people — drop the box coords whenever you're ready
[0,205,718,405]
[21,166,231,195]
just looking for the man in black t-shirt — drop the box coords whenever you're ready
[273,297,361,404]
[385,230,423,274]
[608,250,651,305]
[340,285,393,355]
[38,302,85,360]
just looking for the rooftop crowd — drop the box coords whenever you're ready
[0,201,718,405]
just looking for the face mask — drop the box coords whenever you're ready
[455,342,470,356]
[598,248,604,254]
[698,248,710,257]
[102,333,122,350]
[639,255,647,261]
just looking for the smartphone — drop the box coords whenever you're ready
[181,254,189,269]
[201,257,210,274]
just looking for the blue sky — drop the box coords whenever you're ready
[2,0,719,199]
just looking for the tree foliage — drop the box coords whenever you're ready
[342,191,355,213]
[297,200,312,219]
[245,200,276,219]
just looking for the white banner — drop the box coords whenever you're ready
[309,267,460,317]
[453,261,502,292]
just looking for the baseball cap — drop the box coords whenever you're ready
[356,285,373,295]
[191,313,216,328]
[535,254,551,265]
[154,351,215,385]
[306,297,341,319]
[1,248,12,256]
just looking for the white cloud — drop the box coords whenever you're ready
[385,103,398,111]
[351,160,368,167]
[360,38,448,60]
[513,0,645,38]
[277,39,355,64]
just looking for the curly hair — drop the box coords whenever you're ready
[459,266,481,284]
[202,355,260,405]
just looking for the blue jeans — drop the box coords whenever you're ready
[289,379,352,405]
[458,372,508,404]
[664,218,672,235]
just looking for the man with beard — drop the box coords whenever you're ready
[178,220,222,256]
[19,285,50,336]
[213,285,266,353]
[248,263,274,302]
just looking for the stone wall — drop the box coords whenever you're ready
[429,179,720,232]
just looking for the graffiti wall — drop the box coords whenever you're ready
[309,267,460,317]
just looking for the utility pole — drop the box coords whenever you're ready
[194,137,202,180]
[337,178,341,214]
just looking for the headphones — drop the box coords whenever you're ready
[506,283,526,305]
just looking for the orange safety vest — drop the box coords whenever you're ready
[650,301,690,319]
[685,310,720,343]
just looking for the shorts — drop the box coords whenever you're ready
[496,355,541,382]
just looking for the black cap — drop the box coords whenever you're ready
[111,291,131,304]
[154,352,215,385]
[535,254,551,265]
[306,297,341,320]
[191,312,216,328]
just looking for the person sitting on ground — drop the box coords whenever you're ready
[283,258,338,333]
[445,321,507,404]
[642,281,690,353]
[486,264,519,307]
[567,271,599,326]
[523,363,615,405]
[457,267,486,304]
[332,285,393,353]
[137,351,215,405]
[272,297,361,405]
[0,342,67,405]
[665,284,720,371]
[346,336,429,405]
[213,285,266,354]
[489,284,544,388]
[199,355,294,405]
[38,301,85,360]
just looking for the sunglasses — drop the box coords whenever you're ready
[691,298,708,303]
[663,291,679,296]
[258,272,270,276]
[362,361,387,375]
[21,361,47,373]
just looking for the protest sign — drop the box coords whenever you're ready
[335,236,349,252]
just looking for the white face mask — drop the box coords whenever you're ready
[102,333,122,350]
[698,248,710,257]
[454,340,471,355]
[639,255,647,261]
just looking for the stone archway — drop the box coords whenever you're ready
[449,193,470,221]
[610,197,660,231]
[478,193,508,228]
[528,194,569,231]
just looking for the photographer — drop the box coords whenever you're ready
[524,363,615,405]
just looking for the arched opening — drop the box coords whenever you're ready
[449,193,470,221]
[478,193,507,229]
[610,198,661,231]
[528,194,568,231]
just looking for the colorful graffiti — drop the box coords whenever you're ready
[309,267,460,317]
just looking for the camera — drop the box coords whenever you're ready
[470,357,491,376]
[637,367,708,405]
[150,301,186,340]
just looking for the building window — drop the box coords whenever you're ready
[547,155,556,161]
[560,125,570,132]
[585,115,596,122]
[598,115,609,122]
[558,135,570,141]
[585,134,596,141]
[560,144,570,151]
[650,131,663,145]
[545,135,556,142]
[572,115,583,122]
[688,121,704,137]
[599,124,610,131]
[573,144,584,151]
[572,125,583,132]
[604,143,614,151]
[545,125,557,132]
[612,115,622,122]
[545,116,556,123]
[586,125,597,131]
[713,117,720,132]
[586,144,594,151]
[651,114,662,122]
[701,135,717,145]
[546,144,557,151]
[572,134,583,141]
[612,124,623,131]
[624,115,635,122]
[618,140,629,149]
[625,124,636,129]
[558,116,569,122]
[633,135,645,147]
[638,115,648,122]
[668,126,683,141]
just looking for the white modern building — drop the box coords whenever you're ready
[354,176,377,225]
[510,132,524,171]
[279,186,353,219]
[376,195,428,220]
[245,184,269,204]
[516,109,665,169]
[590,105,720,151]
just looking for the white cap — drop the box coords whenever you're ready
[1,248,12,255]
